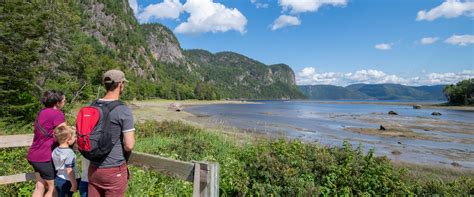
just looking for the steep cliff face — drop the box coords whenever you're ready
[79,0,154,78]
[142,24,185,65]
[269,64,297,85]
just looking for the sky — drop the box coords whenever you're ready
[128,0,474,86]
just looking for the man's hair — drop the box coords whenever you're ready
[54,125,75,144]
[41,90,64,107]
[104,81,120,92]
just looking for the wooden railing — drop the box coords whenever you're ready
[0,134,219,197]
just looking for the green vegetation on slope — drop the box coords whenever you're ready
[299,85,372,100]
[299,84,447,100]
[185,50,305,99]
[1,121,472,196]
[444,78,474,105]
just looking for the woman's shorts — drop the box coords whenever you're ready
[28,160,55,180]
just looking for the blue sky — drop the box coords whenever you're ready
[129,0,474,86]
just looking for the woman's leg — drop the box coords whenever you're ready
[32,174,46,197]
[44,179,55,197]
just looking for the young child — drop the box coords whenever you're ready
[52,125,78,197]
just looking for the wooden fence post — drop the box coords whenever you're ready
[193,161,219,197]
[192,163,201,197]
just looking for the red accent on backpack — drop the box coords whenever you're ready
[76,106,100,151]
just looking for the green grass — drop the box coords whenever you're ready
[1,120,473,196]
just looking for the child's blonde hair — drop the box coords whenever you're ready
[54,125,75,144]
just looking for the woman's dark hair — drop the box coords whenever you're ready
[41,90,64,107]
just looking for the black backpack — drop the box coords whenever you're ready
[76,100,122,162]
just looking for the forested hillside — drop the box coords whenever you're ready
[0,1,303,124]
[299,84,447,100]
[185,50,304,99]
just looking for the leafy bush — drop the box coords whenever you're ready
[133,120,473,196]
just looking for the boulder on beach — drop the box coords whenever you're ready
[391,150,401,155]
[413,105,421,109]
[379,125,386,131]
[388,111,398,115]
[451,162,462,167]
[431,112,442,116]
[168,103,183,112]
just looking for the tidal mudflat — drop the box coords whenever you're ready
[185,100,474,170]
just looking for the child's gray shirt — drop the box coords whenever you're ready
[52,147,79,180]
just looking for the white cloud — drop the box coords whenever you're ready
[299,67,316,77]
[271,15,301,31]
[128,0,139,15]
[420,37,439,45]
[296,67,474,86]
[374,43,392,50]
[416,0,474,21]
[174,0,247,34]
[418,71,474,85]
[278,0,348,14]
[346,69,407,84]
[131,0,247,34]
[137,0,183,23]
[250,0,269,9]
[444,34,474,46]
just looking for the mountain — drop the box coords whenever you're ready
[298,85,372,100]
[299,84,447,100]
[1,0,303,111]
[185,50,304,99]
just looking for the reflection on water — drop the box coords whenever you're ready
[186,100,474,169]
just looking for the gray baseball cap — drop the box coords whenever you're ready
[102,69,129,84]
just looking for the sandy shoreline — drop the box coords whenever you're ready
[131,99,259,123]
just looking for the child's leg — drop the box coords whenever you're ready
[79,181,88,197]
[55,177,73,197]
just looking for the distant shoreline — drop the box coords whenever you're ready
[308,100,474,111]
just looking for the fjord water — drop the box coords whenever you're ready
[187,100,474,169]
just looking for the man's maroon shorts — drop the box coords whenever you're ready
[88,162,128,197]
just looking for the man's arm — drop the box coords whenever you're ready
[123,131,135,152]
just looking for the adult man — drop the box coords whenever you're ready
[88,69,135,197]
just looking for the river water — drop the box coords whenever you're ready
[186,100,474,169]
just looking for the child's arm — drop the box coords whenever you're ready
[66,167,77,192]
[65,151,78,192]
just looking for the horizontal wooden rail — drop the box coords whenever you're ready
[0,134,219,197]
[0,134,33,148]
[0,173,37,185]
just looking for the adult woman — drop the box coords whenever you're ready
[27,90,67,197]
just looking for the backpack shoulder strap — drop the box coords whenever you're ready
[105,100,123,112]
[90,100,123,112]
[35,110,52,138]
